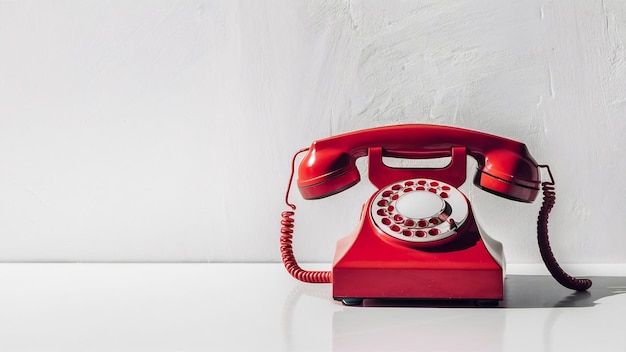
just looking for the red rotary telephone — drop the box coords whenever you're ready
[280,124,591,305]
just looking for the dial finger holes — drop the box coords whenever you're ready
[371,177,468,246]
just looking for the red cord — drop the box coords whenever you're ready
[280,148,331,283]
[280,211,331,283]
[537,182,592,291]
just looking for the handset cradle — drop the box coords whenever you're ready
[280,124,591,305]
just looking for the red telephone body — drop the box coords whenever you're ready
[281,124,590,305]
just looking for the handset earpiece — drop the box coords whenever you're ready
[296,146,361,200]
[473,149,541,202]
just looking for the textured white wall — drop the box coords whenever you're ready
[0,1,624,263]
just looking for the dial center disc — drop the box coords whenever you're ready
[395,191,445,219]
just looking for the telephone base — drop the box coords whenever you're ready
[332,265,504,302]
[332,209,505,302]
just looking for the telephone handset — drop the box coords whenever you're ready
[280,124,591,305]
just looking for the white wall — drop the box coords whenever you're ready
[0,0,624,263]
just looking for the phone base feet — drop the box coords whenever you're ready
[476,299,499,307]
[341,298,363,306]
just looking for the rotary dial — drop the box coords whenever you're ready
[370,178,469,245]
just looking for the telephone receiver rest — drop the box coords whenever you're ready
[296,125,540,202]
[367,146,467,189]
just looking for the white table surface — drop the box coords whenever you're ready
[0,263,624,352]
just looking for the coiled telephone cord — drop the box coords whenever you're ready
[280,148,332,284]
[537,181,592,291]
[280,210,332,283]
